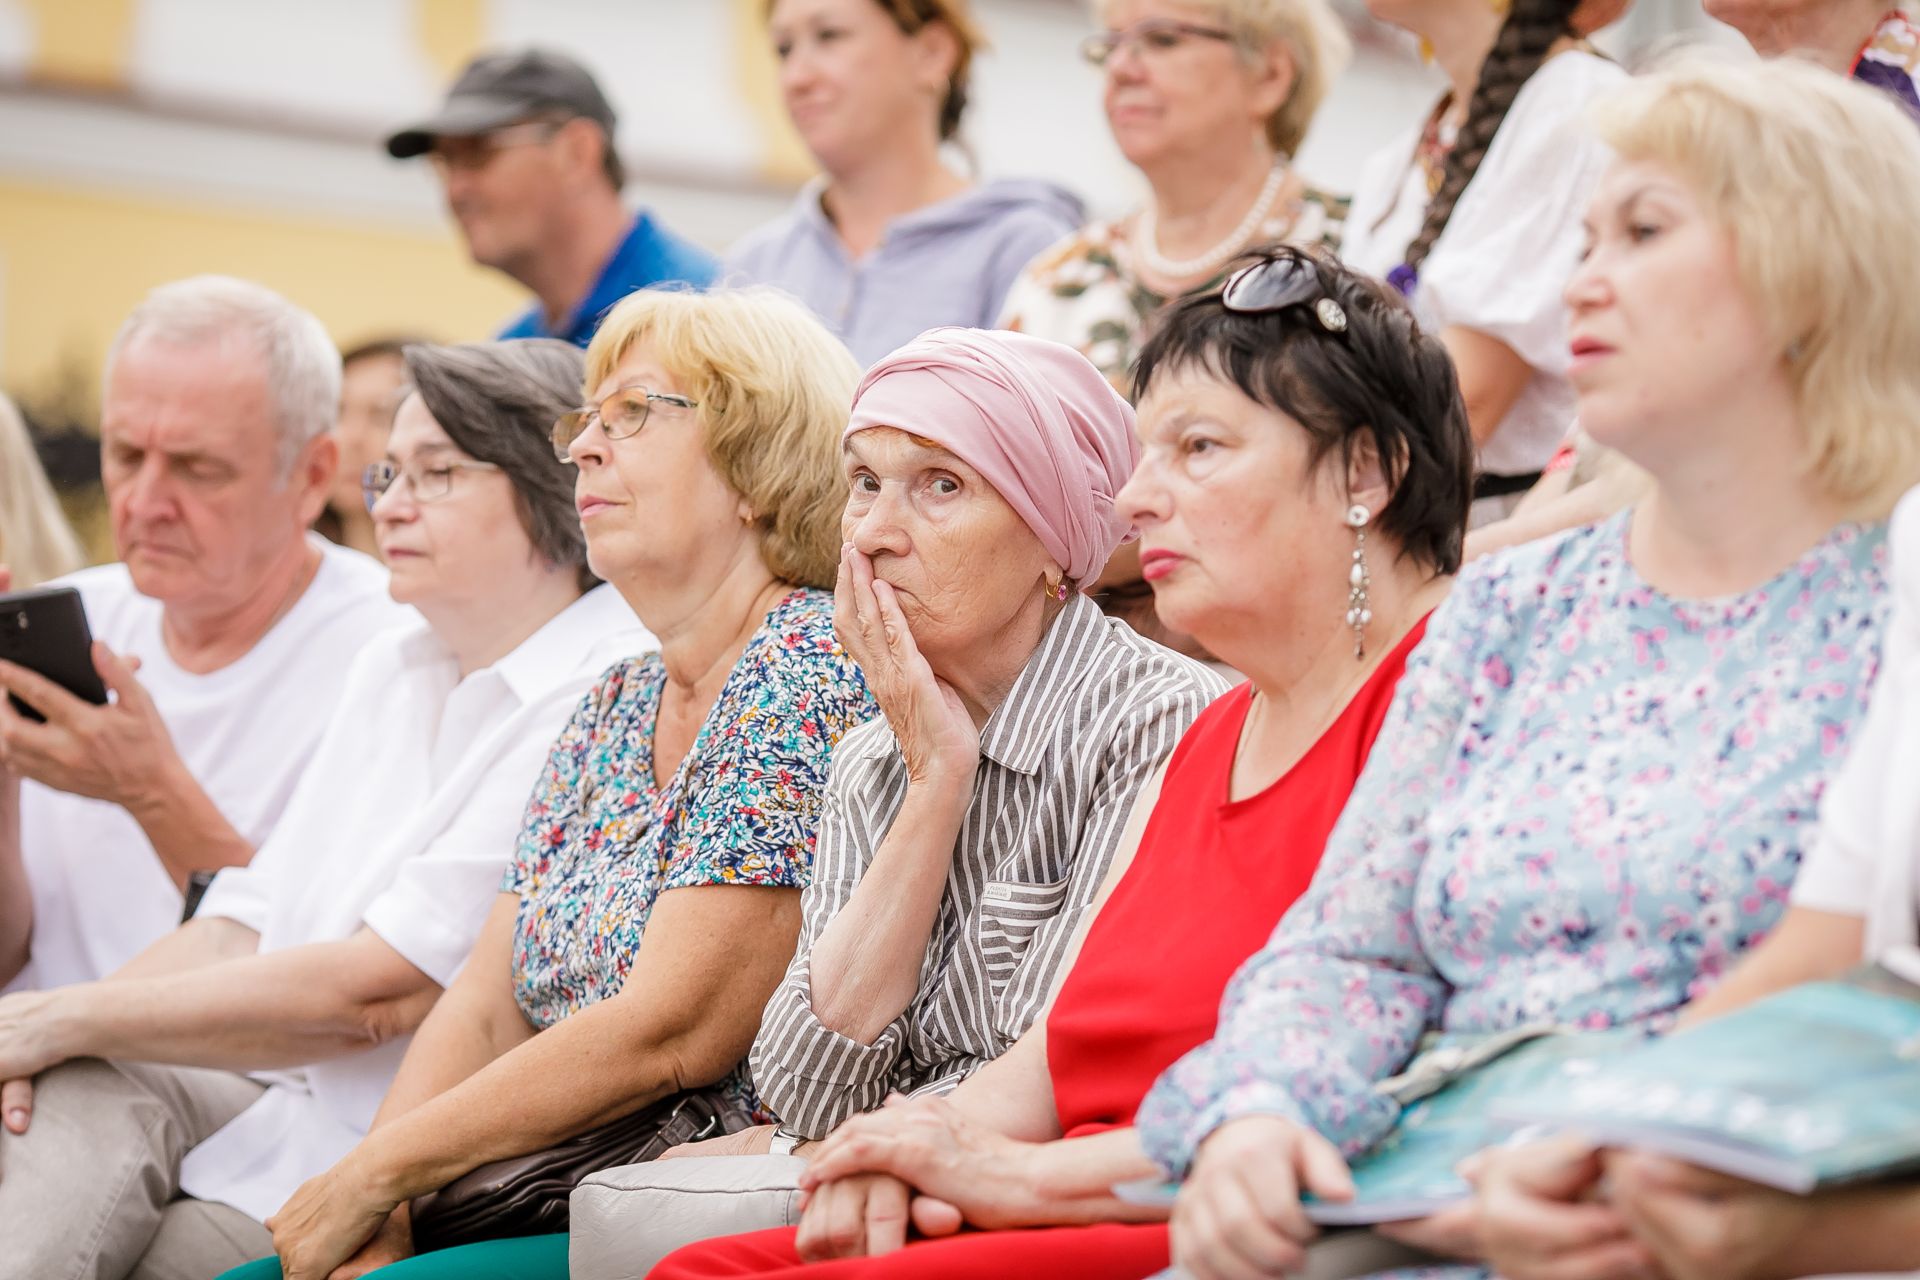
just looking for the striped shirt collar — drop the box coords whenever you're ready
[978,594,1111,776]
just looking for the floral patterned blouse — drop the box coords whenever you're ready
[997,187,1346,395]
[504,589,875,1061]
[1137,513,1891,1205]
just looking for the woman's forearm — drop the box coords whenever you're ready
[1775,1183,1920,1276]
[107,915,260,983]
[805,775,973,1043]
[48,929,440,1071]
[1017,1127,1168,1227]
[0,769,29,987]
[349,988,718,1201]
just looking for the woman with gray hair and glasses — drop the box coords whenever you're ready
[0,338,651,1280]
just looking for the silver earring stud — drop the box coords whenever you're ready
[1345,504,1372,660]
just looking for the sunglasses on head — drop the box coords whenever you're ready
[1220,251,1350,335]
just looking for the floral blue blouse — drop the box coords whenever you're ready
[504,589,875,1044]
[1137,514,1890,1212]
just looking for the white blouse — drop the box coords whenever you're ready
[1342,51,1627,481]
[175,586,652,1221]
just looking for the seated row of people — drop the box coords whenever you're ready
[3,47,1920,1280]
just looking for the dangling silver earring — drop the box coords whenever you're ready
[1345,503,1372,660]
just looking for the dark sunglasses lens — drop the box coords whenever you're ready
[1223,257,1320,313]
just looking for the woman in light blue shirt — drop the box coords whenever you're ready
[726,0,1082,366]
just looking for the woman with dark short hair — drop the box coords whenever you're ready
[648,247,1473,1280]
[0,338,650,1280]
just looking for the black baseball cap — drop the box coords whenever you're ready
[385,48,617,159]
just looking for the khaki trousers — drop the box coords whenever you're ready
[0,1056,272,1280]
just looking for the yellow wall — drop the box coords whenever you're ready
[0,178,526,413]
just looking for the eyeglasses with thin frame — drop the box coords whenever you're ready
[362,458,503,512]
[426,120,565,175]
[1079,18,1235,67]
[551,384,701,461]
[1220,250,1350,335]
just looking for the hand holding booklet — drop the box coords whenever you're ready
[1493,962,1920,1193]
[1116,962,1920,1223]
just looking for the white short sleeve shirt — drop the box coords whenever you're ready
[1342,51,1627,479]
[1793,487,1920,977]
[12,538,408,991]
[177,584,653,1220]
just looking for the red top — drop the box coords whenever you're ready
[1045,616,1430,1137]
[648,617,1430,1280]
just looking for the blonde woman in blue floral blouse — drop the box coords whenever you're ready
[1138,57,1920,1280]
[243,288,879,1280]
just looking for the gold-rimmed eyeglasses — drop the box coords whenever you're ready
[1079,19,1235,67]
[551,385,700,461]
[362,458,502,511]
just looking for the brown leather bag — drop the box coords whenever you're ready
[408,1087,756,1251]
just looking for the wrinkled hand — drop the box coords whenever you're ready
[1474,1135,1659,1280]
[0,643,173,808]
[324,1204,414,1280]
[1170,1115,1353,1280]
[794,1171,924,1261]
[833,546,978,785]
[661,1123,784,1160]
[0,989,70,1081]
[1605,1152,1808,1280]
[799,1094,1037,1229]
[267,1155,401,1280]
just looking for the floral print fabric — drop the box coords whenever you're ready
[997,190,1346,395]
[1138,514,1890,1188]
[504,589,875,1042]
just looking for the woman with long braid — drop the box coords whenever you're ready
[1342,0,1626,524]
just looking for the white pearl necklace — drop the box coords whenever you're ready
[1132,160,1291,282]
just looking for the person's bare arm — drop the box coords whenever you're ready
[1680,906,1864,1027]
[0,764,27,988]
[109,914,262,982]
[1465,446,1650,562]
[272,880,803,1277]
[0,925,441,1080]
[1443,327,1534,448]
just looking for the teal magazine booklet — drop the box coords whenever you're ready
[1492,964,1920,1194]
[1113,1029,1630,1225]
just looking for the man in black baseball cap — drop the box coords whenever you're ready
[387,48,717,347]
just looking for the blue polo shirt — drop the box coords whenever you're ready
[497,209,719,347]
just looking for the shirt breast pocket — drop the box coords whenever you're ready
[976,877,1071,995]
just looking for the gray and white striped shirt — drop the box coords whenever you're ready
[750,595,1228,1137]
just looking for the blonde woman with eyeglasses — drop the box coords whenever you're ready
[999,0,1350,664]
[0,392,85,591]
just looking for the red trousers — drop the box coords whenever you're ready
[649,1221,1171,1279]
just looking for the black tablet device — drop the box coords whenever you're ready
[0,586,110,722]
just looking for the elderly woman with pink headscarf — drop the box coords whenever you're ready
[744,325,1225,1142]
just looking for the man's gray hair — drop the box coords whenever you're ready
[105,275,342,474]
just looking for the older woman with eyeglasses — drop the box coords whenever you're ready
[216,289,879,1280]
[1001,0,1350,660]
[0,338,653,1280]
[645,251,1473,1280]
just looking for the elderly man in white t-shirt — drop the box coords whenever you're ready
[0,279,405,1051]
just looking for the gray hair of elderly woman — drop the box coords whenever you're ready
[401,339,599,592]
[106,275,342,476]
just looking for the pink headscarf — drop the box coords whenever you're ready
[844,327,1140,584]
